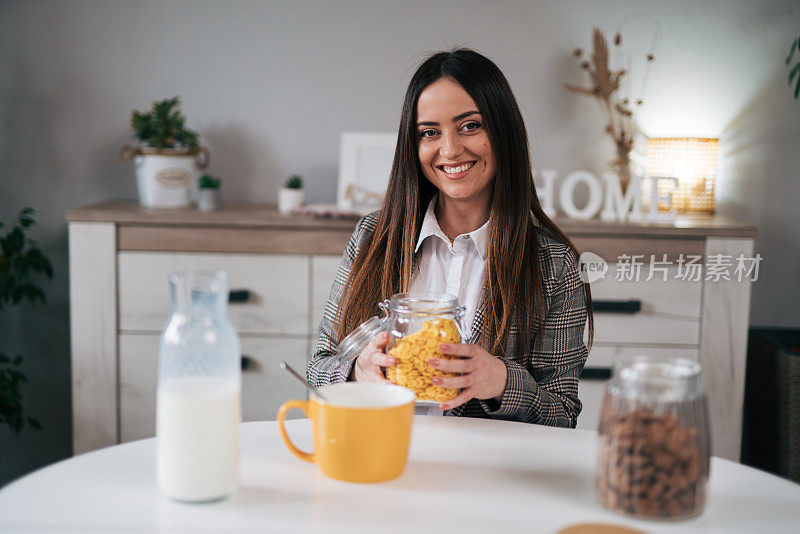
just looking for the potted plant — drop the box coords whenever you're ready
[1,208,50,439]
[788,34,800,99]
[279,174,304,214]
[197,173,221,212]
[119,97,210,208]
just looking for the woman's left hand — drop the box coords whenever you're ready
[428,343,508,411]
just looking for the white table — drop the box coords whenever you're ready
[1,417,799,533]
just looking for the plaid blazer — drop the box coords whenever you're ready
[307,211,589,428]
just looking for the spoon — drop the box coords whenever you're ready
[279,361,330,403]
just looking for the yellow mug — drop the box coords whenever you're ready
[278,382,416,483]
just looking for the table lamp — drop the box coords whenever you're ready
[645,137,719,213]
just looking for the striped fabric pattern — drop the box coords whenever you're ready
[307,211,589,428]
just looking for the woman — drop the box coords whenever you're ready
[308,49,592,428]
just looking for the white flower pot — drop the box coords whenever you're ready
[279,188,304,214]
[134,153,199,208]
[197,189,220,211]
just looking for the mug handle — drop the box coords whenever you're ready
[277,400,315,463]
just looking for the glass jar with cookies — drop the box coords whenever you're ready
[595,356,710,520]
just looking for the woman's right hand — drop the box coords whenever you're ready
[353,332,395,383]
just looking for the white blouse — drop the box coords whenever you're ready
[409,197,488,338]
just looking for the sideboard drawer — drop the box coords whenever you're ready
[118,252,310,335]
[590,266,702,345]
[119,334,308,443]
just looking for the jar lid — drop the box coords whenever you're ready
[614,355,702,401]
[333,316,386,368]
[386,292,460,315]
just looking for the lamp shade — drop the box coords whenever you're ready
[646,138,718,213]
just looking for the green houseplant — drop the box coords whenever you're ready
[198,173,222,190]
[788,35,800,99]
[119,97,210,208]
[197,173,222,211]
[279,174,304,214]
[130,96,200,151]
[284,175,303,190]
[0,208,52,436]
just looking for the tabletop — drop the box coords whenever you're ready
[1,416,799,533]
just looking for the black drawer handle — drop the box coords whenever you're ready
[580,367,612,380]
[229,290,251,303]
[592,299,641,313]
[241,355,256,371]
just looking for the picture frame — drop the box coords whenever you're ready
[337,132,397,211]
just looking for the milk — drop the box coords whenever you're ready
[156,376,241,502]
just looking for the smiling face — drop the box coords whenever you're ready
[416,77,496,215]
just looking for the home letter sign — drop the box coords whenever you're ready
[535,170,676,223]
[601,173,643,222]
[559,170,603,220]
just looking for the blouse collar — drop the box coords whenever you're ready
[414,195,489,260]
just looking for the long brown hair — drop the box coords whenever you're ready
[335,49,593,355]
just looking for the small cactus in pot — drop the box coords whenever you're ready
[279,174,304,214]
[197,173,221,212]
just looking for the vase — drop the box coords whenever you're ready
[120,146,210,208]
[197,188,219,211]
[279,187,304,214]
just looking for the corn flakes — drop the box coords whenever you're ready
[386,319,459,402]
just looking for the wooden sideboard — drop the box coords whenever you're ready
[67,200,756,461]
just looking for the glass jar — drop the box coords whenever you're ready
[595,356,710,520]
[156,271,241,502]
[335,292,467,403]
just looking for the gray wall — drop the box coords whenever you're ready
[1,0,799,483]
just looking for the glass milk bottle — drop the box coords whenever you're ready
[156,271,241,502]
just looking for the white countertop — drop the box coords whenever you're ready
[1,416,798,533]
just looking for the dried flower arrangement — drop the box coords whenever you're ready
[566,27,657,192]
